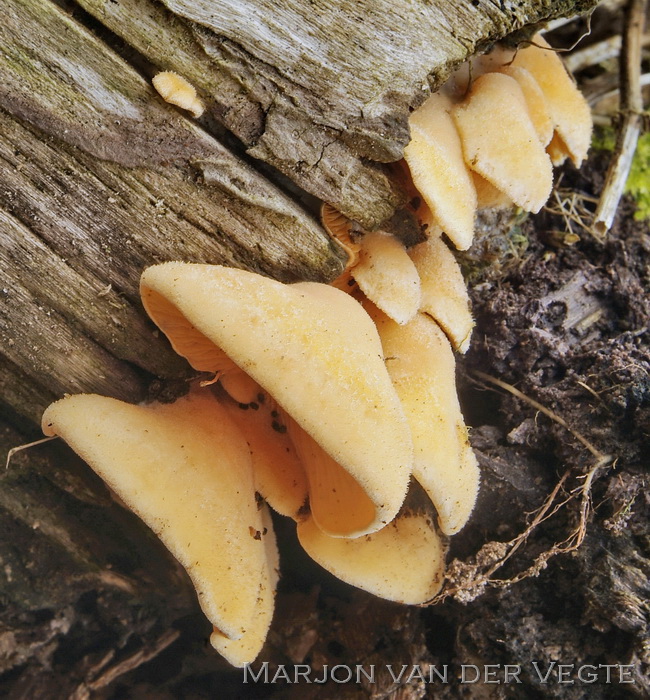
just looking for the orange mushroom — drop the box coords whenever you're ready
[42,387,276,663]
[152,71,205,118]
[140,262,413,538]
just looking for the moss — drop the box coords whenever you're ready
[593,127,650,221]
[625,132,650,221]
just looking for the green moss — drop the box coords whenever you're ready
[625,132,650,221]
[594,127,650,221]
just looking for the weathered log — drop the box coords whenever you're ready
[0,0,596,422]
[76,0,599,229]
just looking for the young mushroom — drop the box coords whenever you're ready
[41,387,276,663]
[404,93,477,250]
[321,204,421,324]
[352,231,422,325]
[152,71,205,118]
[408,235,474,354]
[140,262,413,538]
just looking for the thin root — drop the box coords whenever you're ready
[5,436,58,470]
[423,372,612,605]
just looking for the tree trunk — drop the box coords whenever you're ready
[1,0,597,424]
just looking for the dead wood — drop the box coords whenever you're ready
[0,0,598,424]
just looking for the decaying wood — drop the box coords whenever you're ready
[76,0,600,229]
[0,0,595,422]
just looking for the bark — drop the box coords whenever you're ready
[0,0,597,424]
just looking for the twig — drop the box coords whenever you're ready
[566,33,650,74]
[593,0,648,235]
[564,34,622,73]
[72,629,180,699]
[5,436,58,470]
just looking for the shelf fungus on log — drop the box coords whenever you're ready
[452,71,554,214]
[41,387,277,665]
[400,33,592,250]
[34,28,596,671]
[140,262,413,538]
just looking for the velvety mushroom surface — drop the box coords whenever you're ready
[141,262,413,538]
[42,388,271,645]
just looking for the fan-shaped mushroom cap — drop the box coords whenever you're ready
[353,232,421,325]
[367,307,480,536]
[141,263,413,538]
[497,65,554,147]
[452,72,553,213]
[409,236,474,353]
[41,388,267,641]
[405,93,477,250]
[297,487,445,604]
[510,36,592,166]
[210,505,278,666]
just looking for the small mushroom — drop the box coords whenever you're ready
[409,235,474,353]
[509,36,592,166]
[140,262,413,538]
[404,93,477,250]
[452,72,554,213]
[320,206,421,324]
[366,305,480,536]
[353,231,421,325]
[41,388,270,644]
[152,71,205,118]
[297,486,445,604]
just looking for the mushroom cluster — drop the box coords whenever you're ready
[41,35,591,668]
